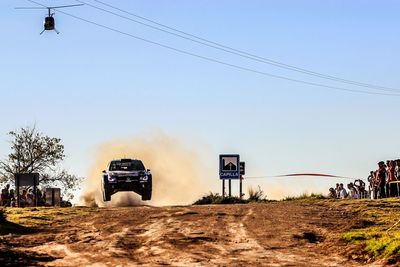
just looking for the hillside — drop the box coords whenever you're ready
[0,199,399,266]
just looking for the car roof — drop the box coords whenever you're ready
[110,159,142,163]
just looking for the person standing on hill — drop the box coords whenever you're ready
[328,188,337,198]
[368,171,376,199]
[1,184,10,206]
[9,189,16,207]
[388,160,398,197]
[395,159,400,179]
[335,183,340,199]
[396,160,400,197]
[339,183,348,199]
[20,189,28,208]
[376,161,387,198]
[348,183,359,199]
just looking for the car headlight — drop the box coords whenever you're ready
[140,175,148,181]
[108,174,117,182]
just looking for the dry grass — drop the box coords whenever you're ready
[283,192,327,201]
[3,206,96,228]
[339,198,400,260]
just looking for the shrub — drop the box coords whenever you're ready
[193,192,224,205]
[248,185,266,202]
[193,192,248,205]
[283,192,327,201]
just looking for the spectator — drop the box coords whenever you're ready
[36,188,45,206]
[339,183,348,199]
[367,171,376,199]
[335,183,340,199]
[9,189,16,207]
[395,159,400,180]
[394,159,400,180]
[376,161,387,198]
[20,189,28,208]
[42,191,47,206]
[27,188,34,207]
[388,160,398,197]
[354,179,366,198]
[396,160,400,197]
[328,188,337,198]
[347,183,359,199]
[1,184,10,206]
[386,160,391,171]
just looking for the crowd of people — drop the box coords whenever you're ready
[1,184,46,207]
[367,160,400,199]
[328,159,400,199]
[329,180,367,199]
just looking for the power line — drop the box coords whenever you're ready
[245,174,353,180]
[26,0,400,97]
[81,0,400,93]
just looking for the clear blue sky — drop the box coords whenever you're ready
[1,0,400,198]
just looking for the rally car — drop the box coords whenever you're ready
[102,158,152,201]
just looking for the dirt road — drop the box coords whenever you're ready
[0,201,389,266]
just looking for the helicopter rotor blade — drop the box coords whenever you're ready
[15,4,83,10]
[15,7,48,9]
[47,4,84,9]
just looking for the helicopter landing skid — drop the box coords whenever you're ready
[40,29,60,35]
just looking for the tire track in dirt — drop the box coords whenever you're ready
[133,209,214,265]
[1,203,384,266]
[236,208,343,266]
[131,207,347,266]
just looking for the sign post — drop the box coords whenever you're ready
[239,176,242,199]
[222,179,225,197]
[228,179,232,197]
[239,162,245,199]
[219,154,240,198]
[46,188,61,206]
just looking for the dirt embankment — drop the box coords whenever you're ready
[0,201,397,266]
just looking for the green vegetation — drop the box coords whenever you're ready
[194,186,272,205]
[0,126,81,200]
[0,207,31,235]
[282,192,327,201]
[248,185,267,201]
[340,198,400,261]
[193,192,246,205]
[5,207,95,227]
[0,206,97,235]
[281,195,399,260]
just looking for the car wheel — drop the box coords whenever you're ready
[141,181,152,201]
[103,188,111,201]
[141,188,151,201]
[102,177,112,202]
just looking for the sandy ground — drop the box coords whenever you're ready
[0,202,392,266]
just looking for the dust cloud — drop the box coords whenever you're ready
[80,132,215,207]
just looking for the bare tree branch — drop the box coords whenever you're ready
[0,126,79,200]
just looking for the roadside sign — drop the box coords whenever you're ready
[15,173,40,207]
[46,188,61,206]
[15,173,39,186]
[219,154,240,179]
[240,162,245,175]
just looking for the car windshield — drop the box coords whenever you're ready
[109,160,145,171]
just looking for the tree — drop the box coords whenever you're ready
[0,126,81,200]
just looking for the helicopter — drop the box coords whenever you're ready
[15,4,83,35]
